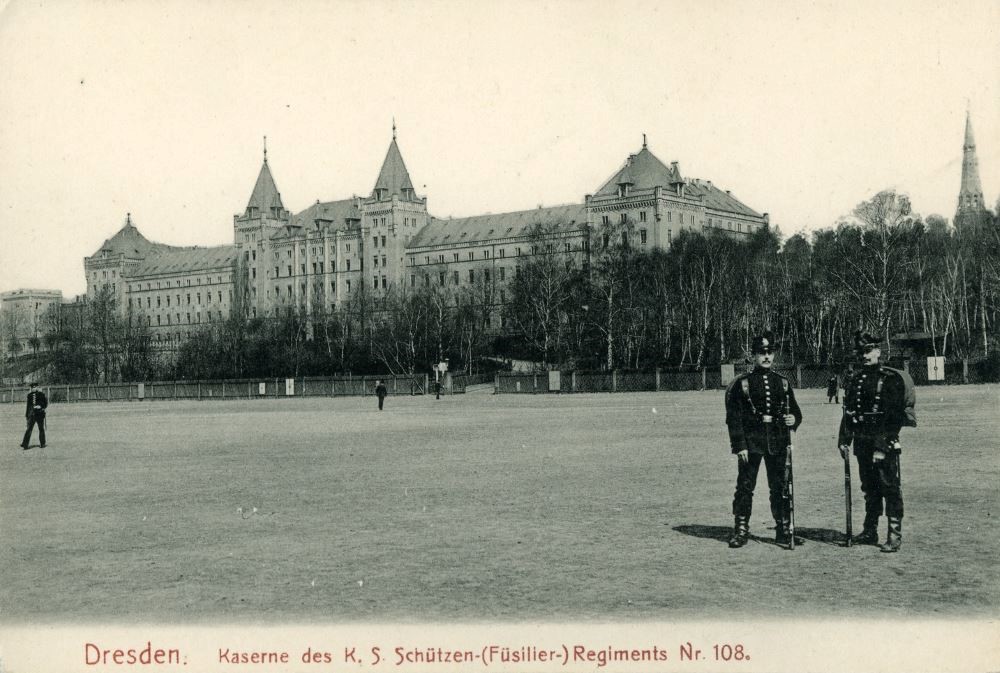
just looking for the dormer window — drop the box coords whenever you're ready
[248,207,258,218]
[618,184,630,197]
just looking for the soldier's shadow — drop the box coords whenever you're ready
[672,524,847,547]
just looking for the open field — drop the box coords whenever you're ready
[1,385,998,623]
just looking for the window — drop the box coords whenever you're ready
[186,294,191,305]
[667,212,672,223]
[373,236,378,248]
[483,249,490,259]
[252,268,256,279]
[410,275,415,287]
[602,215,610,226]
[680,213,684,224]
[453,270,459,285]
[468,251,474,261]
[381,235,386,247]
[499,249,505,258]
[639,211,647,223]
[346,260,351,271]
[157,315,161,325]
[439,272,445,286]
[147,297,151,308]
[469,269,475,283]
[346,279,351,293]
[287,265,292,276]
[620,213,627,223]
[484,269,490,283]
[374,256,379,269]
[438,254,444,263]
[275,266,280,277]
[158,296,162,308]
[515,247,521,256]
[301,264,305,274]
[217,291,222,302]
[452,253,459,262]
[381,276,387,289]
[373,276,378,289]
[500,290,506,303]
[197,293,201,304]
[381,256,387,267]
[565,242,571,252]
[319,262,324,273]
[640,229,647,245]
[500,267,505,281]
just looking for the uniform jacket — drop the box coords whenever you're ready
[838,365,905,446]
[25,389,48,419]
[725,368,802,455]
[375,383,388,398]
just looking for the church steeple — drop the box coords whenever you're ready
[371,123,415,202]
[955,110,987,232]
[245,138,286,219]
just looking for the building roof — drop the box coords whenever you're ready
[287,199,362,231]
[245,160,285,214]
[594,147,682,197]
[684,180,763,218]
[131,245,238,276]
[88,215,170,259]
[408,203,587,248]
[372,138,415,199]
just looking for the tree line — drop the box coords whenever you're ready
[13,189,1000,383]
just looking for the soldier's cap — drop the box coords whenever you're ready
[854,330,881,352]
[751,332,776,354]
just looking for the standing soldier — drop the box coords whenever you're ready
[374,380,388,411]
[20,381,48,450]
[838,331,910,553]
[826,374,839,404]
[725,332,803,548]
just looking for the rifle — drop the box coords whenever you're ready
[843,448,853,547]
[784,435,796,550]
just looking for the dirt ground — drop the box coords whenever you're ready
[1,385,997,622]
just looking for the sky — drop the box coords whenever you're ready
[0,0,997,298]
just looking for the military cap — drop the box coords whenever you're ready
[854,330,881,353]
[751,331,776,354]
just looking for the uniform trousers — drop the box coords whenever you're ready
[732,449,787,521]
[22,414,46,447]
[854,437,903,519]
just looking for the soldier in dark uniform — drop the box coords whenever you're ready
[20,382,48,450]
[375,380,388,411]
[725,332,803,548]
[826,375,839,403]
[838,331,907,552]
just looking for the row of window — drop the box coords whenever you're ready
[125,276,228,292]
[128,290,229,310]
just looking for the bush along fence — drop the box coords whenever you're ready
[494,358,998,394]
[0,373,471,405]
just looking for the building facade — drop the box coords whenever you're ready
[84,131,771,342]
[0,288,63,354]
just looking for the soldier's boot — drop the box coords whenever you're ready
[880,517,902,553]
[728,516,750,548]
[775,519,805,547]
[851,516,880,545]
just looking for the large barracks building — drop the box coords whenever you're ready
[84,131,770,344]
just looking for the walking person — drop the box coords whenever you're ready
[20,382,48,450]
[826,374,839,404]
[724,332,803,548]
[374,380,388,411]
[838,331,912,553]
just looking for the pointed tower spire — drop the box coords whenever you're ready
[245,141,285,218]
[371,129,415,201]
[956,109,986,231]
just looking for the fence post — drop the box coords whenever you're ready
[655,368,661,392]
[494,372,499,395]
[572,370,577,393]
[701,368,706,390]
[796,364,802,387]
[533,374,538,392]
[66,384,69,403]
[423,373,429,394]
[962,359,969,383]
[198,382,202,400]
[174,381,178,399]
[612,370,617,392]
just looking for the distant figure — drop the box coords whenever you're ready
[826,375,839,404]
[20,382,48,450]
[375,380,388,411]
